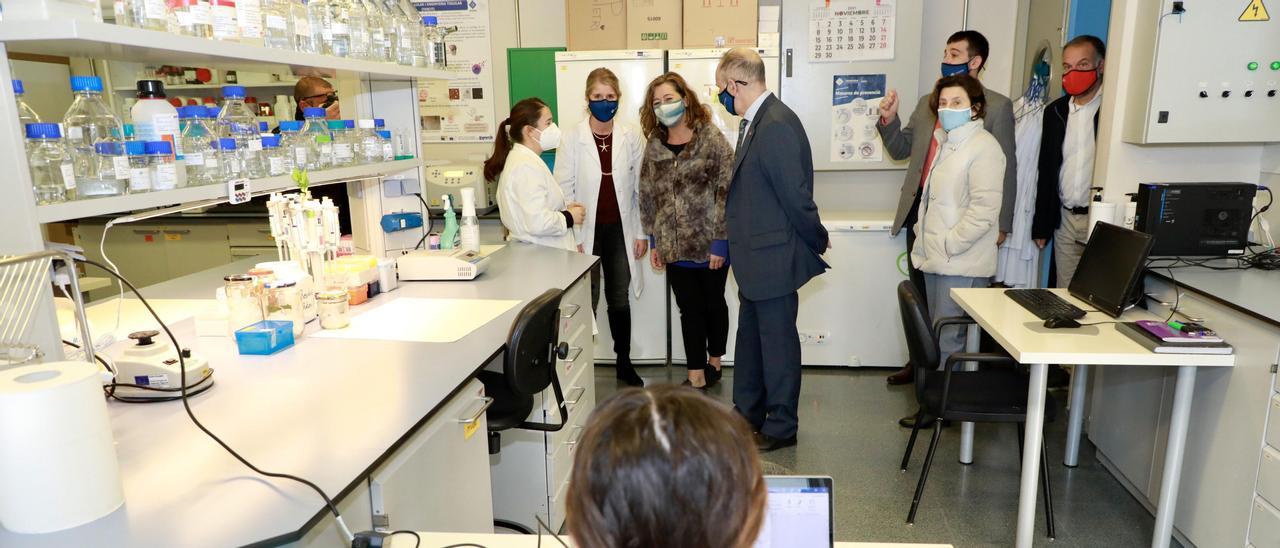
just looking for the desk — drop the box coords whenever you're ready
[0,243,598,547]
[388,532,955,548]
[951,288,1235,548]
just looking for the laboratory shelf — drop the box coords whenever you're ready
[35,159,420,223]
[111,82,299,92]
[0,20,453,81]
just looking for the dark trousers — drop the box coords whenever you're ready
[733,291,801,439]
[590,223,632,361]
[904,195,928,315]
[667,264,729,371]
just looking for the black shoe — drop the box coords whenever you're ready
[753,432,798,453]
[705,365,723,387]
[616,364,644,387]
[681,379,707,392]
[898,414,952,428]
[609,311,643,386]
[887,364,913,385]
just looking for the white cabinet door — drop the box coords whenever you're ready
[369,379,494,533]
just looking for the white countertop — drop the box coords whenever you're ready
[0,243,598,547]
[1148,266,1280,327]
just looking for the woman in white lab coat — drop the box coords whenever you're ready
[555,68,647,387]
[487,97,584,251]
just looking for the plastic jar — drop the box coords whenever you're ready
[376,257,397,292]
[346,282,368,306]
[317,290,350,329]
[224,274,263,335]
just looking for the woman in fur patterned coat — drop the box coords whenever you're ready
[638,72,735,390]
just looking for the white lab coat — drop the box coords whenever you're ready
[995,95,1046,288]
[497,143,577,251]
[554,119,646,297]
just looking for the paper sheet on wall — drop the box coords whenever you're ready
[310,298,519,343]
[831,74,885,163]
[809,0,896,62]
[414,0,496,143]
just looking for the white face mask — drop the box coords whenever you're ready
[533,122,561,151]
[654,100,686,127]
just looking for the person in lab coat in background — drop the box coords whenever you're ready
[487,97,585,251]
[556,68,647,387]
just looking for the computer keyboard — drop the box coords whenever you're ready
[1004,289,1087,320]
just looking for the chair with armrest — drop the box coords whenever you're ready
[896,280,1057,539]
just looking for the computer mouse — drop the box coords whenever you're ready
[1043,317,1082,329]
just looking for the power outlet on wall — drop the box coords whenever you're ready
[798,330,831,345]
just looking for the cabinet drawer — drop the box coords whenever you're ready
[1260,446,1280,508]
[549,468,572,532]
[1269,394,1280,450]
[547,422,586,487]
[1251,496,1280,548]
[556,322,591,388]
[227,221,275,247]
[548,380,594,451]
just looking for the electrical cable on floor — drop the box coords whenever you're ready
[76,258,353,543]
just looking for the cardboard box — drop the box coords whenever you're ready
[567,0,628,51]
[682,0,758,48]
[627,0,682,49]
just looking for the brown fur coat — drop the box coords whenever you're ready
[638,126,734,263]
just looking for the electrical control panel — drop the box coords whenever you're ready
[1124,1,1280,144]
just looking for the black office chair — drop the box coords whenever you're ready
[896,281,1057,539]
[479,288,571,456]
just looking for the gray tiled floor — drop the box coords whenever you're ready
[596,366,1175,548]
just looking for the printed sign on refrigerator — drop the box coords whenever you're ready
[414,0,497,142]
[831,74,885,163]
[809,0,896,62]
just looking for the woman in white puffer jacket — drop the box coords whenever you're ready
[911,74,1006,368]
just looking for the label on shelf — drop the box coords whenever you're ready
[153,163,177,190]
[145,0,166,19]
[60,163,77,190]
[295,17,311,36]
[268,156,285,174]
[67,126,84,140]
[226,157,241,175]
[189,2,211,24]
[294,148,308,165]
[400,35,413,49]
[266,14,288,30]
[333,143,352,160]
[112,156,131,180]
[236,0,263,39]
[212,4,238,39]
[248,138,263,152]
[185,152,205,166]
[176,10,193,26]
[204,156,220,169]
[321,28,334,40]
[382,142,393,162]
[331,22,350,36]
[129,168,151,191]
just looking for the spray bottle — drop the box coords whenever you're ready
[460,187,480,252]
[440,193,459,250]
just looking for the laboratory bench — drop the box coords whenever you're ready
[0,243,599,547]
[1088,267,1280,548]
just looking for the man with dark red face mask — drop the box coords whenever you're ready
[1032,35,1106,288]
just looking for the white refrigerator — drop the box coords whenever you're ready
[553,50,665,131]
[667,47,780,147]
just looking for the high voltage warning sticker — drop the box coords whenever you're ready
[1240,0,1270,21]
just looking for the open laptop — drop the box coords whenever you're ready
[753,476,834,548]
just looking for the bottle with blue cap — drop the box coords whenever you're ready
[279,120,318,172]
[131,80,183,188]
[13,80,40,128]
[415,15,437,68]
[328,120,354,167]
[377,129,393,161]
[124,141,151,194]
[216,138,241,180]
[25,123,75,204]
[261,135,290,176]
[357,119,382,164]
[63,75,127,194]
[180,106,221,186]
[302,107,334,169]
[390,0,419,66]
[78,142,128,197]
[146,141,178,191]
[217,86,267,178]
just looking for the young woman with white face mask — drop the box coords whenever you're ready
[910,74,1005,369]
[638,72,735,390]
[487,97,585,251]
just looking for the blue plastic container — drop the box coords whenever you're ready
[234,320,295,355]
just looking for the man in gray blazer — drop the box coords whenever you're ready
[877,30,1017,391]
[717,48,829,452]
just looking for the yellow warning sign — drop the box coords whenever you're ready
[1240,0,1270,21]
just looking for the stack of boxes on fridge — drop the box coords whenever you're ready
[566,0,759,51]
[23,78,400,206]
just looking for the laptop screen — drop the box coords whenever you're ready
[1068,222,1155,318]
[753,476,834,548]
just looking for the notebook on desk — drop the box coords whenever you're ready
[754,476,834,548]
[1118,322,1234,355]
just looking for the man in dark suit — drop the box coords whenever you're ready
[876,30,1018,390]
[717,48,830,453]
[1032,35,1106,288]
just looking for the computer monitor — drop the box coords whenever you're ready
[1068,222,1155,318]
[753,476,834,548]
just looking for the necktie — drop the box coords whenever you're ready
[737,118,750,150]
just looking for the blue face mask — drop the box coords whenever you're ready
[940,61,970,77]
[588,99,619,122]
[938,108,973,132]
[718,88,737,116]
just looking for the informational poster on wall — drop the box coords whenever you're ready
[414,0,496,142]
[809,0,896,62]
[830,74,885,163]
